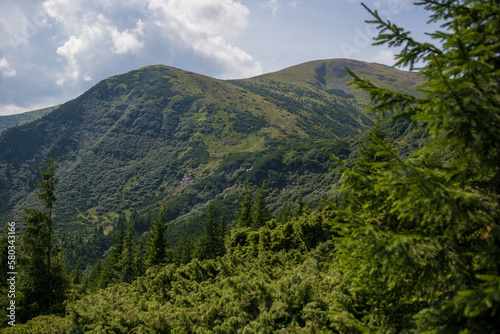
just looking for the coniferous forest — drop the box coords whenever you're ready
[1,1,499,332]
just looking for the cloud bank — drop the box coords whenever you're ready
[0,0,262,114]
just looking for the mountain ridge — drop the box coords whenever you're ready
[0,59,422,237]
[0,105,59,134]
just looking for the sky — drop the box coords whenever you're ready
[0,0,434,115]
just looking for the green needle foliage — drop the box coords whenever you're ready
[5,2,500,333]
[18,158,67,322]
[118,221,135,282]
[146,204,170,267]
[196,201,226,260]
[328,1,500,332]
[252,183,272,229]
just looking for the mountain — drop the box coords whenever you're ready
[0,59,422,238]
[0,106,59,134]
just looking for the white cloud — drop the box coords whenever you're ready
[0,1,50,52]
[0,103,27,116]
[110,20,144,54]
[44,1,146,85]
[146,0,262,78]
[42,0,261,84]
[149,0,249,37]
[371,49,395,66]
[0,97,62,116]
[0,57,16,77]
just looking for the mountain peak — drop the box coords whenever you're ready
[0,59,422,232]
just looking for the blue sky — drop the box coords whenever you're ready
[0,0,434,115]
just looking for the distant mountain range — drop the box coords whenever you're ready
[0,106,59,134]
[0,59,422,238]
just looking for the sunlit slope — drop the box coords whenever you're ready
[0,60,421,234]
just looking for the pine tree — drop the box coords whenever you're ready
[276,202,293,224]
[146,204,169,266]
[196,202,226,260]
[119,221,135,282]
[328,1,500,332]
[252,183,271,229]
[86,259,102,291]
[19,158,67,321]
[355,116,391,175]
[295,194,305,217]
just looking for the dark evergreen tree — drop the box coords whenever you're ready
[327,1,500,331]
[119,221,135,282]
[146,204,169,266]
[196,202,226,260]
[251,183,271,229]
[218,214,227,253]
[355,116,391,175]
[276,202,293,224]
[295,194,305,217]
[18,159,67,321]
[98,251,116,289]
[86,259,102,291]
[236,182,253,228]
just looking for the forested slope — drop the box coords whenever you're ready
[2,0,499,332]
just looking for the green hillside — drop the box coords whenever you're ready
[0,60,421,239]
[0,106,58,134]
[2,1,499,332]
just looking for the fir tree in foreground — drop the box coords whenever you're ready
[327,0,500,331]
[4,1,500,333]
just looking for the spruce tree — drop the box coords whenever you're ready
[146,204,169,266]
[196,202,226,260]
[19,158,67,321]
[328,1,500,332]
[236,182,253,228]
[252,183,271,229]
[119,221,135,282]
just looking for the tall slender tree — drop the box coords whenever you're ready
[236,182,253,228]
[146,204,169,266]
[119,221,135,282]
[252,183,271,229]
[196,202,226,260]
[19,158,67,321]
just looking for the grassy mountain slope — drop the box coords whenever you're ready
[230,59,422,138]
[0,106,59,134]
[0,60,422,238]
